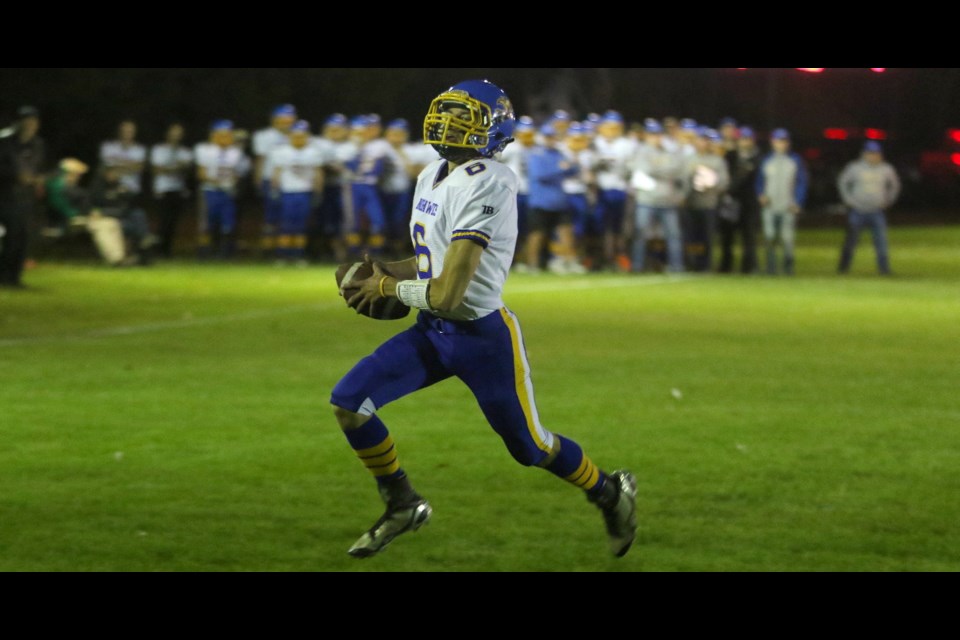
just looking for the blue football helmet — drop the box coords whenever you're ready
[424,79,516,162]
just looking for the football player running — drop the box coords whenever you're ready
[332,80,637,559]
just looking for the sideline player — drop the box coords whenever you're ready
[270,120,324,265]
[253,104,297,256]
[195,120,249,258]
[332,79,637,559]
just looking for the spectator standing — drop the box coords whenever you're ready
[100,120,146,197]
[149,123,193,257]
[0,106,47,287]
[718,126,761,274]
[837,141,901,276]
[524,124,581,274]
[756,128,808,276]
[628,119,686,273]
[684,128,729,272]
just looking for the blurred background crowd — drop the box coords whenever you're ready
[2,68,957,288]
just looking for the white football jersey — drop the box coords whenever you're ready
[410,159,518,321]
[382,143,437,194]
[308,136,337,165]
[270,144,324,193]
[149,144,193,194]
[561,148,595,195]
[499,142,533,194]
[253,127,290,181]
[593,136,636,191]
[100,140,147,194]
[195,144,249,192]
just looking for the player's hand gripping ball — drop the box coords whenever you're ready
[336,259,411,320]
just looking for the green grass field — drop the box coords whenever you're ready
[2,226,958,572]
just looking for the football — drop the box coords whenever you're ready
[335,261,411,321]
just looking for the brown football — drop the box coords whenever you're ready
[335,262,411,321]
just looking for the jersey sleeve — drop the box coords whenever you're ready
[449,164,517,249]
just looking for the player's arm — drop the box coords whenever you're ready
[348,244,480,315]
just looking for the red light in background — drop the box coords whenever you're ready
[824,128,850,140]
[870,68,887,73]
[865,128,888,140]
[797,68,825,73]
[804,148,822,161]
[952,153,960,167]
[948,130,960,144]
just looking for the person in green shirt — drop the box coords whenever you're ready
[44,158,127,265]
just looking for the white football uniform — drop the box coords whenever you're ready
[309,137,337,166]
[561,148,595,195]
[410,159,518,322]
[150,144,193,195]
[195,144,249,193]
[253,127,290,182]
[100,140,147,194]
[593,136,636,191]
[382,143,437,195]
[499,142,533,195]
[269,144,324,193]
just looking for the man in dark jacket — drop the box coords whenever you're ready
[718,126,761,274]
[0,106,46,288]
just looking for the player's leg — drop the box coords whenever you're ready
[289,193,311,264]
[663,207,684,273]
[838,210,863,274]
[363,187,387,258]
[630,204,651,273]
[198,191,217,260]
[762,208,777,275]
[343,183,364,258]
[741,204,759,274]
[524,208,546,272]
[450,309,637,557]
[869,212,891,275]
[261,180,280,258]
[330,319,453,557]
[219,194,237,259]
[782,212,796,275]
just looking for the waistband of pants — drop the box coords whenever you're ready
[417,309,504,336]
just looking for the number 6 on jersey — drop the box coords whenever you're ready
[413,222,433,279]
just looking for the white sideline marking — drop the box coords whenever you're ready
[0,303,339,348]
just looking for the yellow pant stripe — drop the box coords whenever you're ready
[293,235,307,249]
[346,233,362,247]
[368,234,386,248]
[500,309,551,454]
